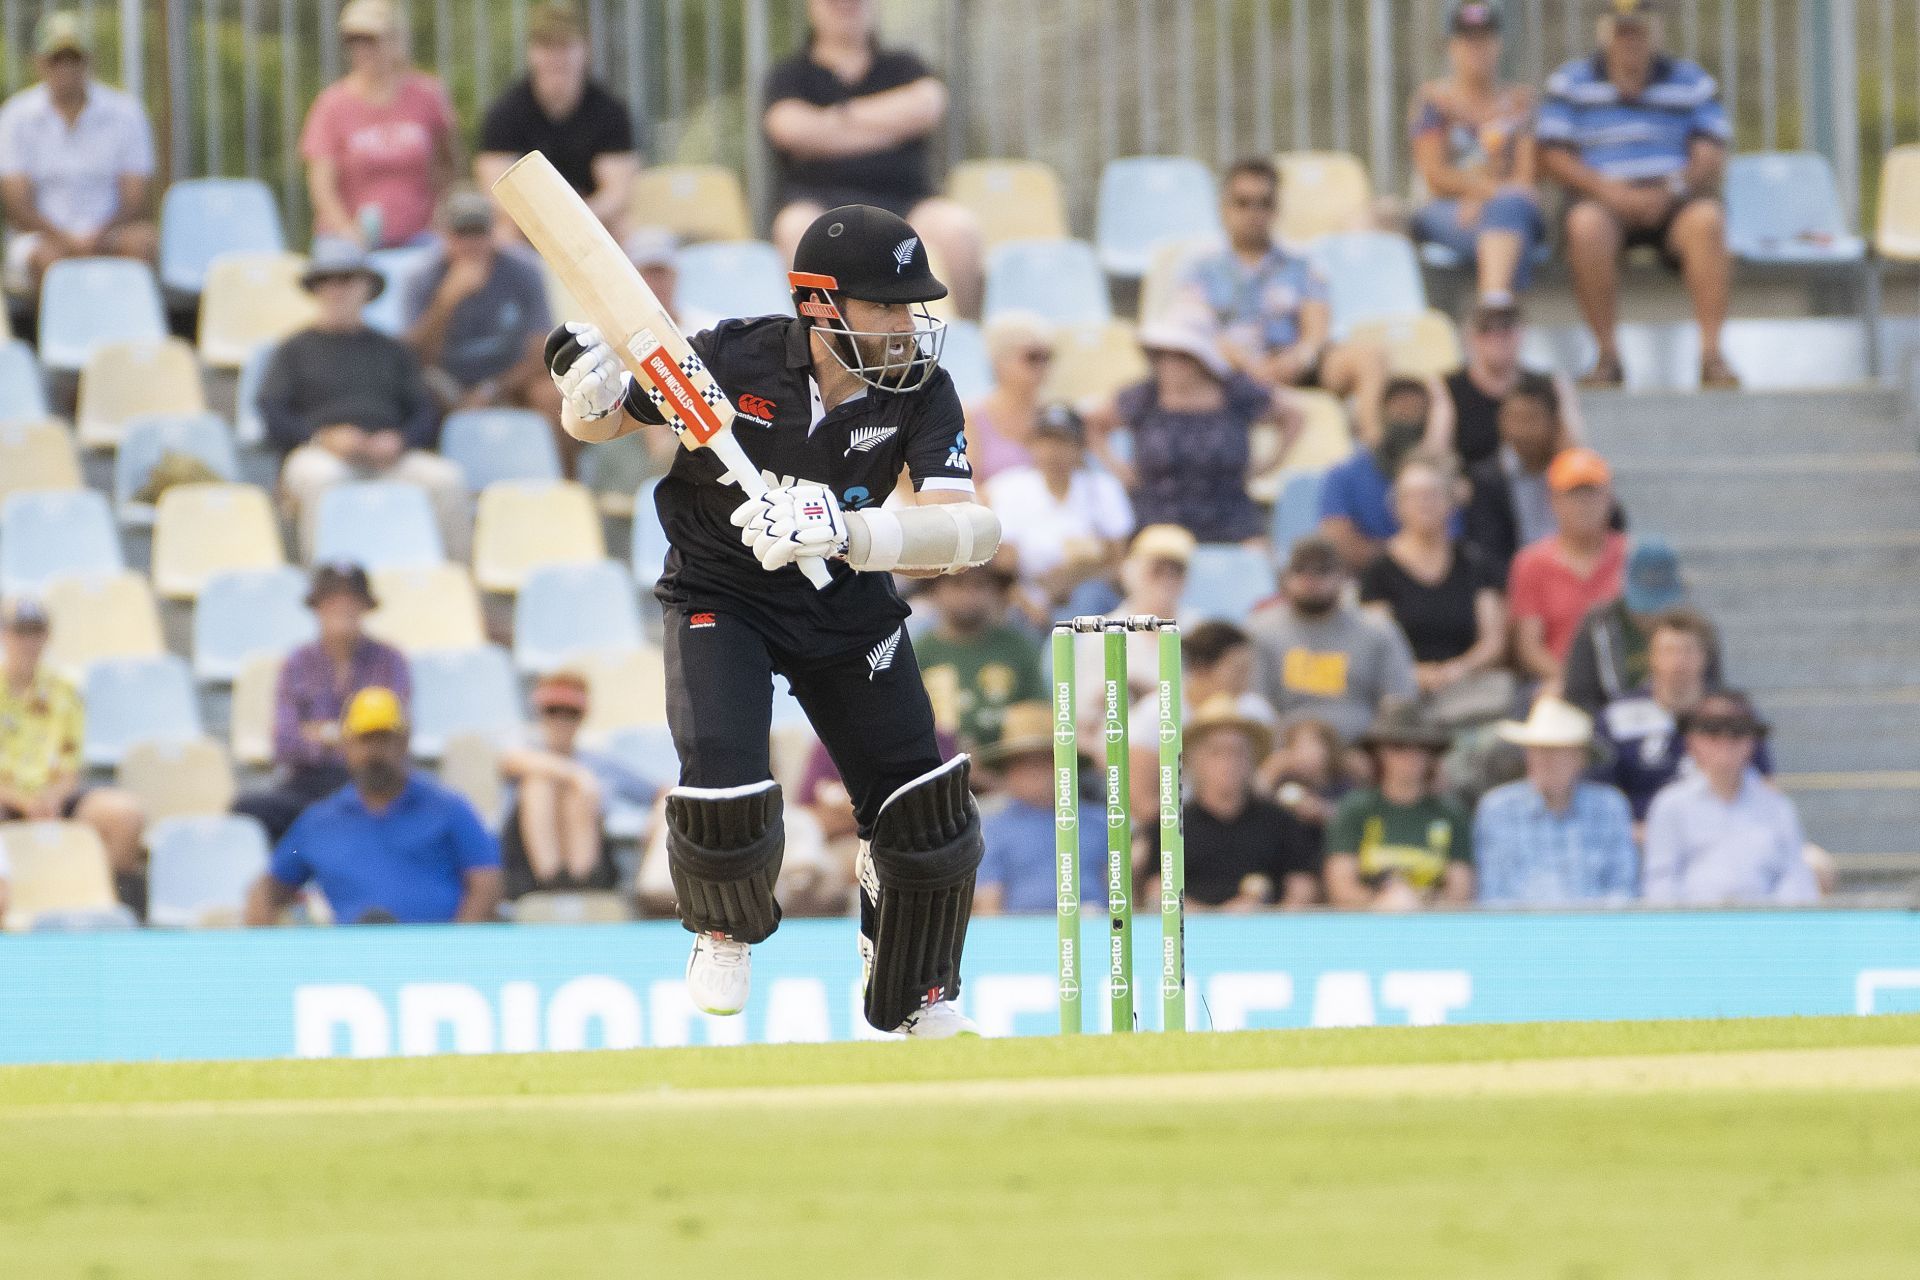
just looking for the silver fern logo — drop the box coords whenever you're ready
[866,627,904,680]
[844,425,897,455]
[892,237,918,273]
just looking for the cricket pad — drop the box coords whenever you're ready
[863,757,983,1031]
[665,781,785,943]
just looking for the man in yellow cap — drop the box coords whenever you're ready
[245,688,500,926]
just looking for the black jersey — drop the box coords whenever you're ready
[641,316,975,656]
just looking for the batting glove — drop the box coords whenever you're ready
[544,321,628,420]
[729,482,848,572]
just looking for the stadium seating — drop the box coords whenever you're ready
[192,566,315,683]
[514,560,643,672]
[600,722,675,839]
[983,239,1112,326]
[937,319,992,403]
[0,821,116,930]
[1875,144,1920,258]
[1136,236,1218,324]
[0,339,51,421]
[113,413,239,522]
[947,159,1072,248]
[409,645,522,758]
[674,240,795,321]
[76,337,207,450]
[0,419,80,500]
[472,480,605,593]
[145,814,269,927]
[118,738,238,824]
[628,164,754,243]
[38,257,168,372]
[151,483,286,600]
[1096,156,1221,279]
[365,563,486,654]
[513,891,633,923]
[1348,310,1464,378]
[42,572,165,679]
[1726,152,1865,263]
[233,342,274,446]
[575,646,668,746]
[1307,231,1427,337]
[159,177,286,295]
[82,654,201,767]
[438,732,505,829]
[1274,151,1373,244]
[1183,544,1276,622]
[629,478,669,588]
[362,244,439,336]
[312,481,446,573]
[1270,469,1328,555]
[1285,390,1356,473]
[1046,320,1147,401]
[197,251,317,368]
[440,408,563,490]
[229,654,281,767]
[0,488,122,595]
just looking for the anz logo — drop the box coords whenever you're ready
[841,486,874,510]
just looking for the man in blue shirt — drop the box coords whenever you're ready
[1538,0,1738,390]
[1316,376,1457,571]
[974,703,1103,915]
[245,687,502,925]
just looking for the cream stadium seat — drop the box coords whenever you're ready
[1875,144,1920,259]
[74,337,205,450]
[42,572,165,679]
[198,251,318,369]
[366,564,487,654]
[1348,309,1464,378]
[1275,150,1374,244]
[575,646,668,746]
[0,419,81,499]
[1247,390,1353,503]
[946,160,1072,248]
[472,481,606,594]
[118,737,237,823]
[229,653,282,768]
[629,164,754,243]
[151,482,286,600]
[1,821,116,930]
[437,731,505,829]
[1136,236,1218,325]
[1045,320,1147,402]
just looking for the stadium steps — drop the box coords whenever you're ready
[1577,386,1911,457]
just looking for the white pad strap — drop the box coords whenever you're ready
[844,503,1001,574]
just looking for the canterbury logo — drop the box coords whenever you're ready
[737,393,776,422]
[892,237,918,273]
[866,627,903,680]
[845,425,897,455]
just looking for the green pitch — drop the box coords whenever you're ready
[7,1016,1920,1279]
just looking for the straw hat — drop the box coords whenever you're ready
[977,701,1060,768]
[1496,696,1595,749]
[1185,693,1274,761]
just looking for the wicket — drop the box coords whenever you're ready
[1050,615,1184,1035]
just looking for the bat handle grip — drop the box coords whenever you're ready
[705,432,834,591]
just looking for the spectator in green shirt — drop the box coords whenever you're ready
[1325,705,1474,909]
[914,564,1045,753]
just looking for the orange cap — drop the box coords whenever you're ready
[1546,447,1613,493]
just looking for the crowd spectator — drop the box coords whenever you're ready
[1643,691,1816,904]
[985,404,1133,627]
[1444,302,1580,468]
[795,725,960,916]
[1539,0,1737,389]
[246,687,500,925]
[260,243,465,556]
[1177,696,1320,910]
[1084,315,1290,546]
[1407,4,1545,306]
[496,672,655,900]
[1474,696,1637,906]
[1181,622,1271,726]
[1462,379,1565,575]
[1265,718,1348,837]
[1509,448,1626,683]
[762,0,982,316]
[915,564,1045,752]
[0,11,156,296]
[974,703,1103,914]
[1248,535,1418,744]
[1324,706,1474,909]
[476,3,638,240]
[1069,525,1196,730]
[1360,452,1513,728]
[965,312,1054,483]
[626,227,681,320]
[1318,375,1456,572]
[301,0,456,251]
[0,596,145,895]
[234,565,409,842]
[1180,157,1388,443]
[1563,536,1721,712]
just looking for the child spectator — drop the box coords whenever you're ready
[1324,706,1474,909]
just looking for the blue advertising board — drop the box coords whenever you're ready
[1,911,1918,1064]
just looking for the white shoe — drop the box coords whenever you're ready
[893,1000,981,1039]
[686,932,751,1015]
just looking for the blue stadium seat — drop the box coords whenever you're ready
[770,675,810,730]
[1183,543,1276,623]
[0,488,122,595]
[312,481,445,572]
[1095,156,1222,278]
[1307,232,1426,338]
[361,244,439,336]
[37,257,168,372]
[1726,151,1865,264]
[0,339,50,421]
[599,723,677,839]
[629,478,668,587]
[673,240,795,323]
[983,239,1112,326]
[440,408,562,490]
[939,319,992,403]
[513,559,644,672]
[146,814,272,927]
[1270,469,1326,557]
[159,178,286,294]
[233,342,273,446]
[112,413,239,523]
[192,566,316,683]
[82,654,201,766]
[409,645,522,757]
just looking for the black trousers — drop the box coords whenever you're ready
[662,607,944,837]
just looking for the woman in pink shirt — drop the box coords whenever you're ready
[301,0,456,250]
[963,310,1055,483]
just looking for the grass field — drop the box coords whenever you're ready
[7,1016,1920,1279]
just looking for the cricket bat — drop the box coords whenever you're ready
[491,150,831,589]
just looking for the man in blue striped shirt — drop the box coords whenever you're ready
[1538,0,1738,390]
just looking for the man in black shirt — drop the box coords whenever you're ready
[1442,302,1581,467]
[1176,696,1321,908]
[476,4,638,238]
[545,204,1001,1037]
[762,0,982,316]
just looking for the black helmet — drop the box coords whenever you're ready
[790,204,948,304]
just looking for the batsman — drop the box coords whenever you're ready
[544,205,999,1037]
